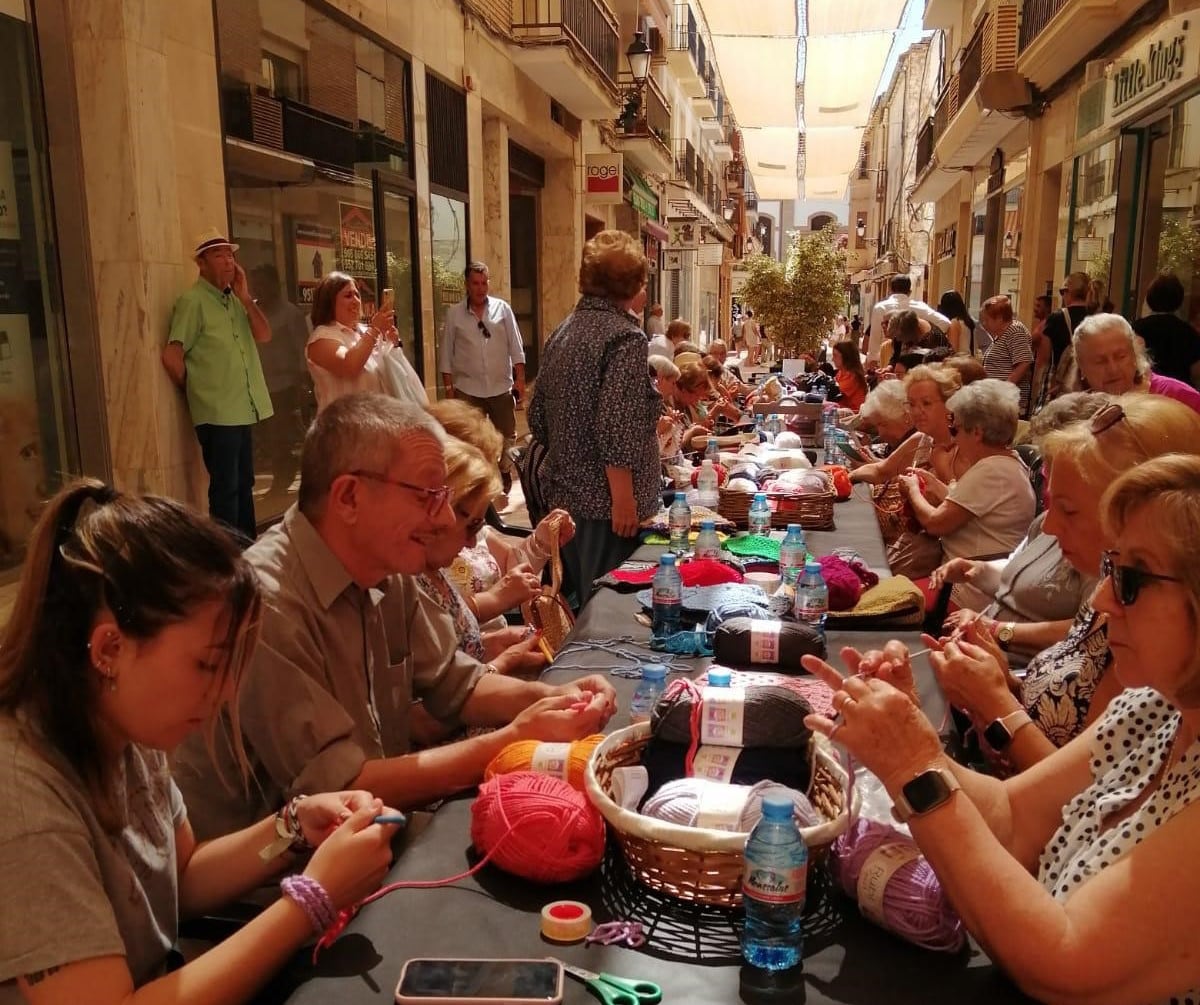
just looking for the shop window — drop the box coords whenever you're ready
[430,193,467,392]
[999,185,1024,313]
[1067,138,1119,282]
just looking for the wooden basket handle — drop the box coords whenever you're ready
[543,512,565,597]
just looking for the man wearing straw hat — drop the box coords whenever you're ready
[162,228,273,542]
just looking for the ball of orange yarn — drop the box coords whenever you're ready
[470,772,606,883]
[483,735,605,791]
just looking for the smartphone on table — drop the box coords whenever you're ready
[395,958,564,1005]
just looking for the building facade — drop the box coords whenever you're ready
[850,38,938,323]
[0,0,748,593]
[908,0,1200,331]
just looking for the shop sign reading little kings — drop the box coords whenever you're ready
[1107,15,1198,128]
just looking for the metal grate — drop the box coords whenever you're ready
[427,72,468,193]
[1018,0,1068,54]
[509,141,545,188]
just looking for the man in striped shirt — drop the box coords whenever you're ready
[980,295,1034,416]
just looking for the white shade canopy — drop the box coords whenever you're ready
[698,0,907,202]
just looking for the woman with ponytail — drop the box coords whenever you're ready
[0,481,397,1004]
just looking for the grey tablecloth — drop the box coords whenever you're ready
[272,489,1030,1005]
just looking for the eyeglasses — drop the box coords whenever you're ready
[1089,402,1150,456]
[457,510,486,538]
[1101,549,1181,606]
[1059,286,1068,296]
[477,321,492,340]
[349,470,451,515]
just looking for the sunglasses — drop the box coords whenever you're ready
[1089,402,1151,456]
[477,321,492,340]
[350,470,451,515]
[1101,549,1181,606]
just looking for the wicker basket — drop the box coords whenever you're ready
[585,723,856,909]
[717,487,836,531]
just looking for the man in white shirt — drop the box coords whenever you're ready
[440,262,526,477]
[866,276,951,366]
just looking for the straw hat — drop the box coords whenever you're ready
[193,227,239,258]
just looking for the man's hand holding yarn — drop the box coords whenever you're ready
[801,653,943,795]
[512,692,607,741]
[555,673,618,727]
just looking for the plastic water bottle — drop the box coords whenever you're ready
[651,554,683,643]
[694,520,720,560]
[668,492,691,555]
[707,666,732,688]
[742,792,808,971]
[822,402,841,465]
[748,492,772,536]
[778,524,807,585]
[696,459,720,509]
[705,437,721,465]
[629,663,669,724]
[795,561,829,638]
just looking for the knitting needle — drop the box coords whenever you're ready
[373,813,408,826]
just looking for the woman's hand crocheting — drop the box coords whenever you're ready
[800,653,943,793]
[925,632,1019,723]
[841,641,920,707]
[294,791,378,849]
[303,801,397,911]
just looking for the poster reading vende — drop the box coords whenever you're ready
[338,202,377,313]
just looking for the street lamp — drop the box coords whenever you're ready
[722,199,736,222]
[617,31,653,132]
[626,31,652,89]
[855,221,866,239]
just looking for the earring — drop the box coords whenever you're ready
[94,662,117,691]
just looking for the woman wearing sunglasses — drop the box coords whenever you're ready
[926,394,1200,775]
[802,452,1200,1005]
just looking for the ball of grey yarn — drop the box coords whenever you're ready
[642,779,820,831]
[650,684,813,748]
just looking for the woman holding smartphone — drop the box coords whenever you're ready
[0,480,398,1004]
[306,274,425,411]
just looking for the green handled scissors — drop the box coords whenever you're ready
[553,959,663,1005]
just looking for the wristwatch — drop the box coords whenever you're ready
[984,709,1034,751]
[891,767,962,824]
[996,621,1016,651]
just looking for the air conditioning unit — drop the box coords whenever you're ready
[977,70,1032,112]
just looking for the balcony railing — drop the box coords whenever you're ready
[615,71,672,149]
[932,75,958,139]
[915,117,935,176]
[1019,0,1068,53]
[356,127,409,168]
[512,0,619,87]
[670,3,705,74]
[279,97,356,168]
[958,20,985,103]
[674,137,698,189]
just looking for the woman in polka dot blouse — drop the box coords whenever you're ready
[802,453,1200,1005]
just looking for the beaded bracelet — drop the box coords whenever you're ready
[280,874,337,935]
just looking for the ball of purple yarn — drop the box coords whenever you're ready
[831,817,966,953]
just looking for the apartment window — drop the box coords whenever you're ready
[261,50,304,101]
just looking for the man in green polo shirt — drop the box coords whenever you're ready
[162,229,273,542]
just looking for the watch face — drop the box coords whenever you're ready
[983,719,1012,750]
[902,769,952,813]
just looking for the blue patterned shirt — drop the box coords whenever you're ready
[530,296,662,522]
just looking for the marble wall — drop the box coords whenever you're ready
[67,0,226,509]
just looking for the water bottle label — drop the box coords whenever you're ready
[743,861,807,904]
[797,598,828,623]
[695,781,752,831]
[692,744,739,783]
[749,620,782,665]
[857,842,922,926]
[529,742,571,780]
[652,586,681,605]
[700,687,746,746]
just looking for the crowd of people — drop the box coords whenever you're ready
[5,223,1200,1004]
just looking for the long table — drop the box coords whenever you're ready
[273,489,1031,1005]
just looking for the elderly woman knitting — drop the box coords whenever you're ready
[802,452,1200,1005]
[927,394,1200,773]
[1071,312,1200,413]
[899,379,1035,607]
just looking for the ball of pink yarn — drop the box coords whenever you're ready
[831,817,966,953]
[470,771,606,883]
[816,555,864,611]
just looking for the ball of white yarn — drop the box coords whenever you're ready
[641,778,820,832]
[726,477,758,494]
[774,431,804,449]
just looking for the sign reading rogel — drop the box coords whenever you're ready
[1107,15,1198,127]
[585,153,623,204]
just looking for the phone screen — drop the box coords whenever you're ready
[397,960,561,1001]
